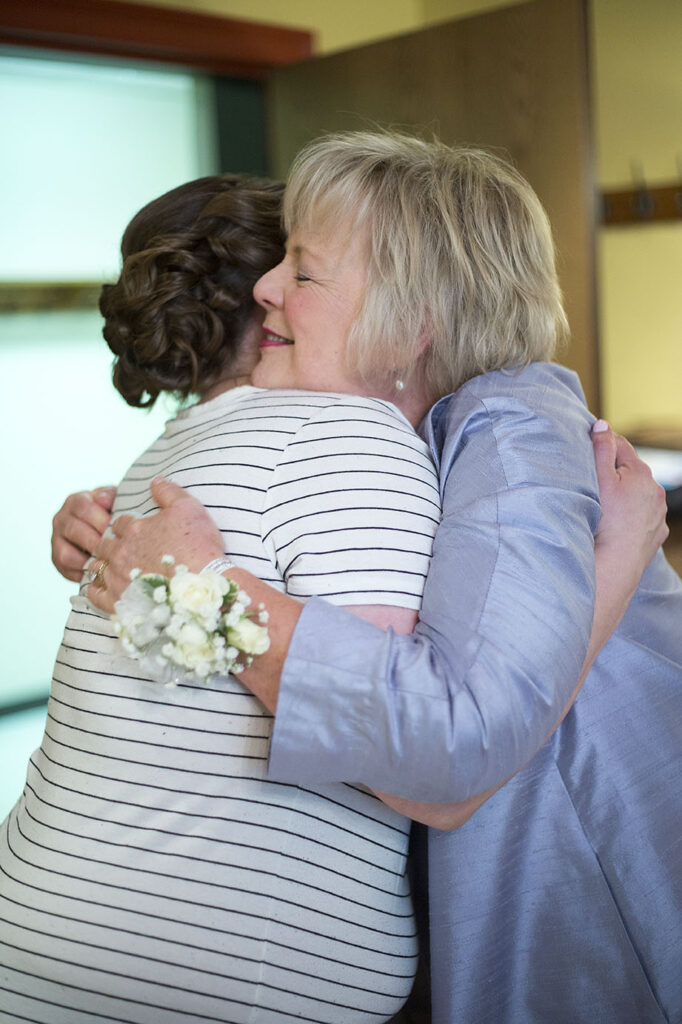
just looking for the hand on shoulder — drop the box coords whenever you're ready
[591,419,668,584]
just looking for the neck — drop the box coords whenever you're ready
[392,389,431,429]
[198,375,252,404]
[387,369,433,428]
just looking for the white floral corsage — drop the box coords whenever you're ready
[112,556,270,685]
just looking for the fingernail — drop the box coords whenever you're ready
[151,475,166,484]
[591,419,610,433]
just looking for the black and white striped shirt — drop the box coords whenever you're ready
[0,387,440,1024]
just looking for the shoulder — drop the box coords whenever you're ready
[272,391,436,478]
[427,363,589,446]
[426,363,595,488]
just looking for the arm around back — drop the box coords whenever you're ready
[268,365,604,802]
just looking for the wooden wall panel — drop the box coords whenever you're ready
[268,0,599,410]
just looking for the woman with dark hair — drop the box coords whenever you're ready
[102,173,285,408]
[1,173,454,1023]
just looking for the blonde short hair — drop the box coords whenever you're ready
[284,131,568,401]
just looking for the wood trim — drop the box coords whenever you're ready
[0,283,103,313]
[0,0,313,78]
[602,183,682,226]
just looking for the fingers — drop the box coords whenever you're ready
[51,489,114,581]
[590,420,618,482]
[111,513,138,539]
[85,565,116,614]
[92,486,117,512]
[593,417,669,572]
[591,420,653,481]
[88,557,110,591]
[85,479,218,613]
[150,476,192,509]
[612,433,645,473]
[52,541,90,582]
[53,491,113,543]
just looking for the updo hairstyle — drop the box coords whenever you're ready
[100,175,285,407]
[284,131,568,402]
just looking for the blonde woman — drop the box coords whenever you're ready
[56,134,677,1024]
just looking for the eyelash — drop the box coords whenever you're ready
[294,273,311,283]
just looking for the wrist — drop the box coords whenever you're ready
[201,557,235,576]
[200,559,260,606]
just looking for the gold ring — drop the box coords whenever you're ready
[92,559,109,588]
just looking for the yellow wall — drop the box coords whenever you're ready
[117,0,682,429]
[592,0,682,431]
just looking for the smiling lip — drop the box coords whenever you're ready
[260,330,294,348]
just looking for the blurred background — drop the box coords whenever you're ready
[1,0,680,820]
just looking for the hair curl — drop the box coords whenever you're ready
[284,131,568,402]
[100,175,285,407]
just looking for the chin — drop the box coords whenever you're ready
[252,358,292,390]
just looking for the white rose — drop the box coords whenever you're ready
[175,621,215,675]
[168,569,227,614]
[169,569,228,618]
[170,568,227,612]
[226,617,270,656]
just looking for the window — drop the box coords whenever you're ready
[0,54,216,710]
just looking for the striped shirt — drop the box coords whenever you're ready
[0,386,440,1024]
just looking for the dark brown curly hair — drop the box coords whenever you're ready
[99,175,285,408]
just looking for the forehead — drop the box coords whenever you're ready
[287,214,369,273]
[287,177,370,239]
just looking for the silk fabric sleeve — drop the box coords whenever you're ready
[268,364,602,802]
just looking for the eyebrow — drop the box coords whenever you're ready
[288,242,317,261]
[286,236,327,264]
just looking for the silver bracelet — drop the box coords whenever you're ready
[201,557,235,576]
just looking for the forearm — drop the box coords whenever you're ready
[228,567,299,713]
[404,529,647,827]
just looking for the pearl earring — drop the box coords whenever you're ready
[395,378,405,392]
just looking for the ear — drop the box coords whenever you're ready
[415,314,434,358]
[415,331,432,358]
[401,329,431,374]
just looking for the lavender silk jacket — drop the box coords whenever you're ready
[268,362,682,1023]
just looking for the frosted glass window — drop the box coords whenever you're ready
[1,55,215,281]
[0,311,173,707]
[0,55,216,708]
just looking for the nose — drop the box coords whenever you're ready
[253,261,284,310]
